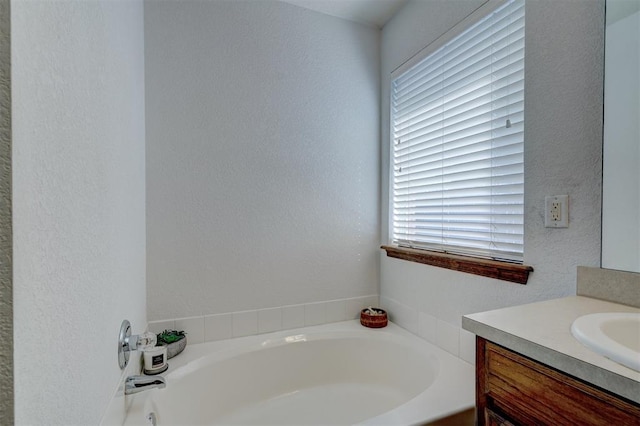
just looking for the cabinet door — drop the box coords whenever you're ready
[476,338,640,426]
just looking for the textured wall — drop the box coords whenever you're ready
[0,0,12,423]
[12,1,146,424]
[145,0,380,321]
[380,0,604,329]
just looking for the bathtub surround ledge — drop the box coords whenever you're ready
[149,295,379,343]
[381,296,475,366]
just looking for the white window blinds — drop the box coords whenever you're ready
[391,0,525,262]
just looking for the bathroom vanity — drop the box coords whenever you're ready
[463,296,640,426]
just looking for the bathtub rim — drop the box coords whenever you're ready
[122,320,475,426]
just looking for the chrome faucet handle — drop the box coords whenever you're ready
[127,331,157,351]
[118,320,157,369]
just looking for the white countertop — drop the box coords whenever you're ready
[462,296,640,404]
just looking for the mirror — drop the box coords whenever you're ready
[602,0,640,273]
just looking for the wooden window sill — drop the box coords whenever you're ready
[381,245,533,285]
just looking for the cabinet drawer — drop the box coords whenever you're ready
[481,341,640,426]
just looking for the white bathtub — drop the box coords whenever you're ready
[123,321,474,425]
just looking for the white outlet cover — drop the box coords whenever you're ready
[545,195,569,228]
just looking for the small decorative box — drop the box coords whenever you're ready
[360,307,388,328]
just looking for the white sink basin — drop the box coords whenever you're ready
[571,313,640,372]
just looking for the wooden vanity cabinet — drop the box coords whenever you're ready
[476,337,640,426]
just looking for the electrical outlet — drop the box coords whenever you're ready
[545,195,569,228]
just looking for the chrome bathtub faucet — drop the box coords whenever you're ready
[125,375,166,395]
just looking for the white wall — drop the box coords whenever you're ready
[380,0,604,358]
[602,9,640,272]
[12,1,146,424]
[145,1,380,321]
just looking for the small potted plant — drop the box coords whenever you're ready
[156,329,187,359]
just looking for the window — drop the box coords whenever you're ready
[390,0,525,264]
